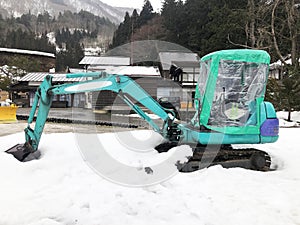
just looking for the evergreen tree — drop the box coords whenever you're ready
[139,0,154,27]
[181,0,211,53]
[122,12,132,42]
[110,12,133,48]
[161,0,187,46]
[54,28,86,71]
[131,9,139,32]
[0,76,11,91]
[265,77,281,110]
[204,0,248,54]
[278,66,300,121]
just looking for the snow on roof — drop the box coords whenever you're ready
[159,52,199,70]
[79,56,130,66]
[19,67,160,83]
[88,66,161,77]
[270,56,300,70]
[19,73,86,82]
[0,48,55,58]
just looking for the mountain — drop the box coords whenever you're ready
[0,0,134,23]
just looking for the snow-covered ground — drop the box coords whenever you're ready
[277,111,300,127]
[0,114,300,225]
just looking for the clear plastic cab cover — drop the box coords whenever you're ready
[197,60,211,104]
[208,60,268,127]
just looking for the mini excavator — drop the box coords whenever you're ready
[6,49,279,172]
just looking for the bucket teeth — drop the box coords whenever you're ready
[5,144,40,162]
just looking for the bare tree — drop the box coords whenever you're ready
[270,0,300,121]
[271,0,300,69]
[228,0,273,50]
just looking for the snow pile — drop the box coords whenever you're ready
[0,127,300,225]
[277,111,300,127]
[279,119,298,127]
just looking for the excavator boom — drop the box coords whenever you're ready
[6,72,174,161]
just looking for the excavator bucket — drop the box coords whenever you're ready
[5,144,40,162]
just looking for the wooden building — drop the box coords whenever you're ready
[79,54,198,111]
[10,72,86,108]
[158,51,200,106]
[269,57,300,80]
[88,66,163,110]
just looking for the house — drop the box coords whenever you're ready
[88,66,163,110]
[269,56,300,80]
[80,55,167,110]
[158,51,200,108]
[80,53,200,111]
[10,72,87,108]
[159,51,200,78]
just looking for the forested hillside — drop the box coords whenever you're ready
[0,10,115,49]
[0,10,116,71]
[112,0,299,64]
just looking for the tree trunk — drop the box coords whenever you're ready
[271,0,288,66]
[288,110,292,122]
[285,0,298,69]
[248,0,256,47]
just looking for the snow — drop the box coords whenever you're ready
[0,114,300,224]
[277,111,300,127]
[125,113,160,120]
[107,66,161,77]
[46,32,56,45]
[0,0,129,24]
[270,56,300,69]
[0,47,55,58]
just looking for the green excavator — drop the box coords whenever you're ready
[6,49,279,172]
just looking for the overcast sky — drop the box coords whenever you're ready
[100,0,163,12]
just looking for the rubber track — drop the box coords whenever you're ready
[178,146,271,172]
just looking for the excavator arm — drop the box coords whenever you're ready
[6,72,174,161]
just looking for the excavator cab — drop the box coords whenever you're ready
[160,49,280,171]
[190,49,279,145]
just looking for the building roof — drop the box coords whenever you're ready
[19,67,161,84]
[88,66,161,78]
[19,73,86,82]
[0,47,55,58]
[172,61,200,68]
[79,56,130,66]
[159,52,199,70]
